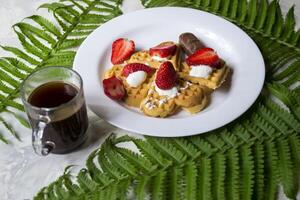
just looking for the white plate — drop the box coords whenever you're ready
[74,7,265,137]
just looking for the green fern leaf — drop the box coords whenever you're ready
[1,46,39,65]
[97,149,125,180]
[167,166,183,200]
[58,38,85,50]
[77,169,99,192]
[254,0,268,29]
[239,145,254,200]
[225,148,240,200]
[183,161,197,200]
[277,139,296,198]
[264,141,279,200]
[188,136,216,156]
[0,59,26,79]
[116,147,157,173]
[103,141,137,177]
[135,176,150,200]
[198,157,212,200]
[3,57,33,73]
[146,137,187,163]
[212,153,226,200]
[27,15,62,38]
[281,6,296,41]
[288,134,300,170]
[150,170,167,200]
[14,22,56,46]
[252,143,265,200]
[172,138,200,158]
[264,99,300,132]
[246,0,257,27]
[14,30,46,59]
[133,139,171,167]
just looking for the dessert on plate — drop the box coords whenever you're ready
[178,33,230,89]
[102,33,230,118]
[129,41,181,70]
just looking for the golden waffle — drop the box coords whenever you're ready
[175,81,206,108]
[140,85,179,118]
[104,65,154,107]
[128,42,181,71]
[179,60,230,89]
[175,81,209,114]
[183,95,208,114]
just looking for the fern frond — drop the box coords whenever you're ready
[183,161,197,200]
[212,153,226,200]
[252,143,265,200]
[277,139,296,198]
[225,148,240,200]
[150,170,167,200]
[239,145,254,200]
[135,176,150,200]
[264,141,279,200]
[264,99,300,132]
[146,137,187,163]
[167,166,183,200]
[198,157,212,200]
[133,139,171,167]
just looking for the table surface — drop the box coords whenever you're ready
[0,0,299,199]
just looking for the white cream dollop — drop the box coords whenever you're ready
[151,55,170,62]
[155,84,178,98]
[126,71,147,87]
[189,65,213,78]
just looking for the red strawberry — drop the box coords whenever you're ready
[155,61,177,90]
[103,76,125,100]
[122,63,155,77]
[149,43,177,58]
[111,38,135,64]
[186,47,219,67]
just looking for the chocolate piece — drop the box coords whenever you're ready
[179,32,204,55]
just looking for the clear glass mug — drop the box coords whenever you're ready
[21,67,89,156]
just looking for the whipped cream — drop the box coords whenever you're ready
[126,71,147,87]
[155,84,178,98]
[189,65,213,78]
[151,55,170,62]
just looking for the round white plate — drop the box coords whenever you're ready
[74,7,265,137]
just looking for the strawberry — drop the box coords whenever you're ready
[103,76,125,100]
[122,63,155,77]
[111,38,135,64]
[186,47,219,67]
[149,43,177,58]
[155,61,177,90]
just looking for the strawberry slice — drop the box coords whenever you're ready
[122,63,155,77]
[155,61,177,90]
[186,47,219,67]
[149,43,177,58]
[111,38,135,65]
[103,76,125,100]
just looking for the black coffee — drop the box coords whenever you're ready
[28,81,88,154]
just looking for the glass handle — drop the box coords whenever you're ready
[32,116,55,156]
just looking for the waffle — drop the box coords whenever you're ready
[104,65,154,107]
[183,95,209,114]
[140,85,179,118]
[128,42,181,71]
[176,81,209,114]
[179,60,230,89]
[175,81,206,108]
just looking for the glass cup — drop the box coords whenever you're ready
[21,67,89,156]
